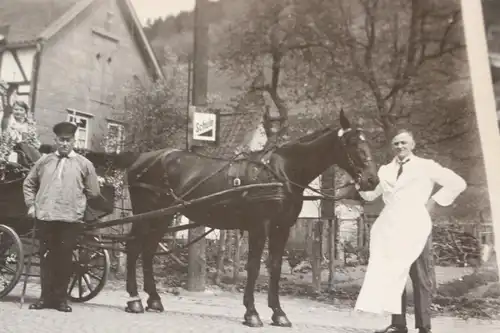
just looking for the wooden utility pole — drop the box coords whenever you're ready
[187,0,209,292]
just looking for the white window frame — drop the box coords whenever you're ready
[66,109,93,150]
[106,121,125,153]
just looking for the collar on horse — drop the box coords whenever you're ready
[227,149,274,186]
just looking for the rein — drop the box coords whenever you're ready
[258,161,356,202]
[114,126,366,210]
[253,127,367,201]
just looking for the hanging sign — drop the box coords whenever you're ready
[192,110,217,142]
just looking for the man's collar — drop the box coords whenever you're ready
[55,150,77,158]
[393,153,414,164]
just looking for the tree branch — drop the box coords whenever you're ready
[421,130,470,145]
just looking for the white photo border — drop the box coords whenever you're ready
[461,0,500,273]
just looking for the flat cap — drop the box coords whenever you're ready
[53,121,77,137]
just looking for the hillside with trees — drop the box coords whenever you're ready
[137,0,489,223]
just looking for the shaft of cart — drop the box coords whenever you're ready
[84,182,284,231]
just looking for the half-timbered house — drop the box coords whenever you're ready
[0,0,163,151]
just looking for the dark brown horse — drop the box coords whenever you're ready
[86,110,379,327]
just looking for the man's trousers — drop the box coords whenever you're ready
[38,220,81,304]
[391,236,433,330]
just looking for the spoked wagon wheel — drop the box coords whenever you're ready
[68,236,110,303]
[0,224,24,299]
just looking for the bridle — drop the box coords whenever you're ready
[337,127,373,189]
[255,126,373,199]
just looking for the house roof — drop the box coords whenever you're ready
[0,0,83,45]
[193,89,266,159]
[0,0,163,80]
[118,0,164,80]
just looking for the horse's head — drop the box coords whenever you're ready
[335,110,379,191]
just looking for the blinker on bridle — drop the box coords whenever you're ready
[337,128,372,189]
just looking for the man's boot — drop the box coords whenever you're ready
[374,325,408,333]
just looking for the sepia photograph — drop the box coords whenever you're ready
[482,0,500,122]
[0,0,499,332]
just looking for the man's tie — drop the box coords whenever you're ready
[396,160,409,180]
[56,154,68,179]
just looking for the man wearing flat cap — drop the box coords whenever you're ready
[23,121,101,312]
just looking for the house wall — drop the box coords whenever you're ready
[34,0,152,150]
[0,47,36,107]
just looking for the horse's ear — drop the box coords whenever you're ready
[339,109,351,129]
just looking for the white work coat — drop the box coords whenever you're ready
[354,154,467,315]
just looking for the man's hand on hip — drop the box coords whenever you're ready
[425,198,437,214]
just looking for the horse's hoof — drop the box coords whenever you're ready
[271,315,292,327]
[146,299,164,312]
[243,314,263,327]
[125,300,144,313]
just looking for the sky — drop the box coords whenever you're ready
[130,0,196,25]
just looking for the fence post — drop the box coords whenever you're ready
[233,230,242,284]
[356,217,363,249]
[116,251,126,275]
[214,229,226,285]
[311,220,322,293]
[327,218,336,291]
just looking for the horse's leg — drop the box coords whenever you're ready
[268,224,292,327]
[142,218,172,312]
[124,224,145,313]
[243,227,267,327]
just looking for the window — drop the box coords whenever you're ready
[67,111,91,149]
[488,26,500,53]
[488,26,500,41]
[106,121,125,153]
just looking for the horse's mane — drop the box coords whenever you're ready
[39,144,141,169]
[280,126,334,149]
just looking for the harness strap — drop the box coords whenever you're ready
[133,148,181,180]
[129,182,171,196]
[258,160,354,201]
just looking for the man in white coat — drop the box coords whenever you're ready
[354,129,467,333]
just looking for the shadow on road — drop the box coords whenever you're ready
[0,294,38,304]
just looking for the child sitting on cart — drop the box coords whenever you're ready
[0,80,42,167]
